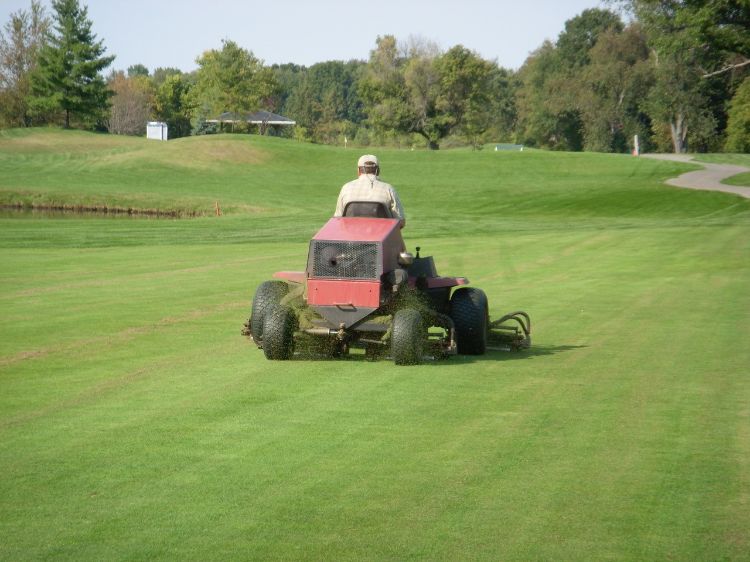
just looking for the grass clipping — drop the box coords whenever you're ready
[278,282,445,357]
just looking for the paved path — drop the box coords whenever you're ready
[641,153,750,198]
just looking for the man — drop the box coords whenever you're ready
[334,154,406,226]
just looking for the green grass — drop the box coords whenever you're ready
[694,153,750,167]
[1,130,749,560]
[722,172,750,187]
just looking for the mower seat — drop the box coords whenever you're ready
[343,201,391,219]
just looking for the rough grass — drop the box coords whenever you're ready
[1,130,749,560]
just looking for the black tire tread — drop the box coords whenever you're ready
[450,287,488,355]
[391,308,424,365]
[263,305,297,360]
[250,280,289,345]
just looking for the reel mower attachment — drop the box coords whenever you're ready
[488,311,531,351]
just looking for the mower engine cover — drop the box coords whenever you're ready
[305,217,405,328]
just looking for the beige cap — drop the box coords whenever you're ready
[357,154,379,167]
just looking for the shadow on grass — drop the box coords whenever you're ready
[287,343,586,365]
[490,343,587,359]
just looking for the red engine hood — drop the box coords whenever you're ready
[313,217,401,243]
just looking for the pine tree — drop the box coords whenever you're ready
[30,0,114,128]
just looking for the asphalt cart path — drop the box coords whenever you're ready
[642,153,750,199]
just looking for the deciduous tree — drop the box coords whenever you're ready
[579,25,653,152]
[283,60,364,144]
[154,73,193,139]
[360,36,499,149]
[436,45,496,148]
[516,10,624,151]
[0,0,49,127]
[106,71,152,135]
[724,77,750,152]
[617,0,748,151]
[127,63,148,78]
[359,35,417,143]
[557,8,624,68]
[193,39,278,131]
[516,41,583,150]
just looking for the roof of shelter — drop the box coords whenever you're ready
[207,110,296,125]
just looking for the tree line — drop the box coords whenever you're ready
[1,0,748,153]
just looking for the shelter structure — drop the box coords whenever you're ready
[206,110,296,135]
[146,121,168,141]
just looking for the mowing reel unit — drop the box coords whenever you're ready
[488,311,531,351]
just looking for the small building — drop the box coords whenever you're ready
[206,111,296,135]
[147,121,168,141]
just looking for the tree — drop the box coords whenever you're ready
[151,66,183,87]
[620,0,750,78]
[192,39,278,131]
[272,62,304,118]
[283,60,364,144]
[725,77,750,152]
[646,50,717,152]
[401,48,447,148]
[557,8,624,68]
[516,10,624,151]
[154,73,193,139]
[435,45,496,147]
[483,66,518,143]
[579,25,654,152]
[359,35,417,143]
[29,0,114,128]
[127,63,148,78]
[0,1,49,127]
[516,41,583,150]
[360,37,497,149]
[618,0,749,152]
[106,71,152,135]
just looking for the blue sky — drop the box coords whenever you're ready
[1,0,608,72]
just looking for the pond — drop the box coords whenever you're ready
[0,205,190,220]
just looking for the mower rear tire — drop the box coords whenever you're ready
[391,308,424,365]
[450,287,488,355]
[263,304,297,360]
[250,280,289,346]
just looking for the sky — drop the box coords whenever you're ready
[0,0,610,73]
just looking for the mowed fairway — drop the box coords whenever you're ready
[1,130,749,560]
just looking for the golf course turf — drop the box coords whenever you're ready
[1,129,749,560]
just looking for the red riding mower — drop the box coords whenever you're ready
[244,210,530,365]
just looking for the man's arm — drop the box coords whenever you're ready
[389,186,406,227]
[333,187,346,217]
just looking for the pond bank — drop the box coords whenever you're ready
[0,203,204,218]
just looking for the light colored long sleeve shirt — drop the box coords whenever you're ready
[334,174,406,223]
